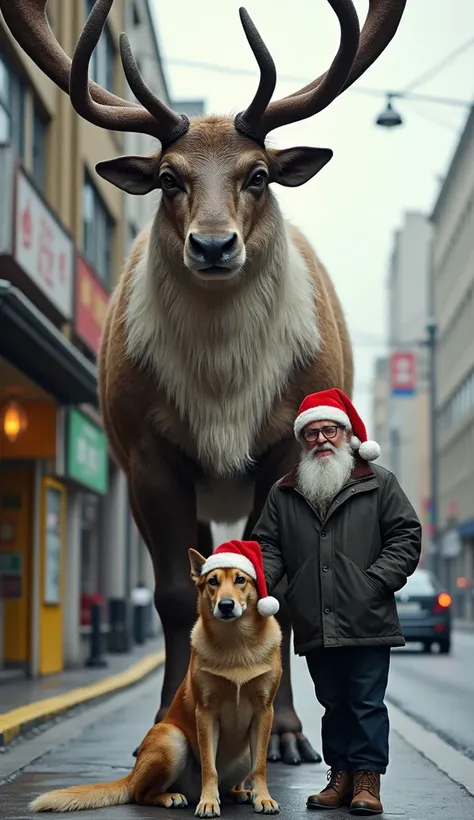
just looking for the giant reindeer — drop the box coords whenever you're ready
[2,0,407,766]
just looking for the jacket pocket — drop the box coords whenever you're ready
[284,553,321,648]
[334,552,396,640]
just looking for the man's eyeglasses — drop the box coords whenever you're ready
[303,425,342,443]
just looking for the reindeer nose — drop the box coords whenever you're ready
[189,232,238,266]
[218,598,235,615]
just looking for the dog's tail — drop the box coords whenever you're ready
[29,775,132,812]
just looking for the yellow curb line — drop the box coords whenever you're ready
[0,649,165,747]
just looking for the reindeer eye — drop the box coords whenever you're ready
[248,171,267,189]
[235,575,246,585]
[160,172,179,190]
[208,576,219,587]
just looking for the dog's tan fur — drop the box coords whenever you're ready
[30,550,282,816]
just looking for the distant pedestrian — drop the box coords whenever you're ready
[252,388,422,814]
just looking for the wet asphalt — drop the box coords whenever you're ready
[1,646,474,819]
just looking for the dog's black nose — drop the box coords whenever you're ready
[218,598,235,615]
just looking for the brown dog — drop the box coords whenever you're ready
[30,548,282,816]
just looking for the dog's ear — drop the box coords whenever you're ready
[189,549,206,583]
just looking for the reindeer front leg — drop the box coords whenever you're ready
[195,706,220,818]
[249,705,279,814]
[128,440,209,728]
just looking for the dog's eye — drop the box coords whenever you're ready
[208,576,219,587]
[235,575,246,585]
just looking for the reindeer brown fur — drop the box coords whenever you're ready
[1,0,407,766]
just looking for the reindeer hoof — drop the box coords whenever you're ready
[267,731,322,765]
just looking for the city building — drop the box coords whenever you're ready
[371,212,432,555]
[372,356,391,470]
[431,106,474,619]
[0,0,172,678]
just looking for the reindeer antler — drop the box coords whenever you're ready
[235,0,407,143]
[0,0,406,150]
[0,0,189,147]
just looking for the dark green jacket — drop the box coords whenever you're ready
[252,459,422,655]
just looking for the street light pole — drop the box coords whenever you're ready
[425,316,439,578]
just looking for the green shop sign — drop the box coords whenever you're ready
[67,409,108,494]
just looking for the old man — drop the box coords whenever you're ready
[252,388,422,814]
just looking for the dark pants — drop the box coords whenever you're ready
[306,646,390,774]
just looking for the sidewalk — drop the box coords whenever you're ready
[454,617,474,632]
[0,636,164,748]
[1,653,473,818]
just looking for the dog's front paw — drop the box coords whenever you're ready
[253,794,280,814]
[195,796,221,817]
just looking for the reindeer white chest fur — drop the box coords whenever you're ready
[125,211,320,479]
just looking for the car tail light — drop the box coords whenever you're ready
[433,592,452,613]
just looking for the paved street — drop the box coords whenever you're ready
[1,637,474,819]
[388,629,474,759]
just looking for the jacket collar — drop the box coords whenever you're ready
[278,454,374,490]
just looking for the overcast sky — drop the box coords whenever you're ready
[150,0,474,431]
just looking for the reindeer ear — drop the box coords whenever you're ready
[269,147,333,188]
[189,549,206,582]
[95,155,159,195]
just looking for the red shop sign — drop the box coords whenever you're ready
[75,255,110,355]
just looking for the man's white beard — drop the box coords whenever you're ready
[297,438,355,508]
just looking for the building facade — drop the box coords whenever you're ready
[372,356,391,470]
[372,212,432,557]
[431,107,474,620]
[0,0,169,677]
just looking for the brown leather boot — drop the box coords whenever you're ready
[307,770,353,810]
[350,771,383,815]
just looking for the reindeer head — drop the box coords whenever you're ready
[2,1,407,281]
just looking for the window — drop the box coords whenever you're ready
[132,2,141,26]
[32,102,49,192]
[85,0,116,91]
[441,366,474,431]
[83,171,114,287]
[0,48,26,159]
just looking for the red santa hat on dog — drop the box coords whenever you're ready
[200,540,279,617]
[294,387,381,462]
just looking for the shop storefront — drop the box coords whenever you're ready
[453,522,474,622]
[0,152,98,677]
[56,406,109,666]
[439,520,474,622]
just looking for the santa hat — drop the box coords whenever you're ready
[200,540,280,617]
[294,387,380,462]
